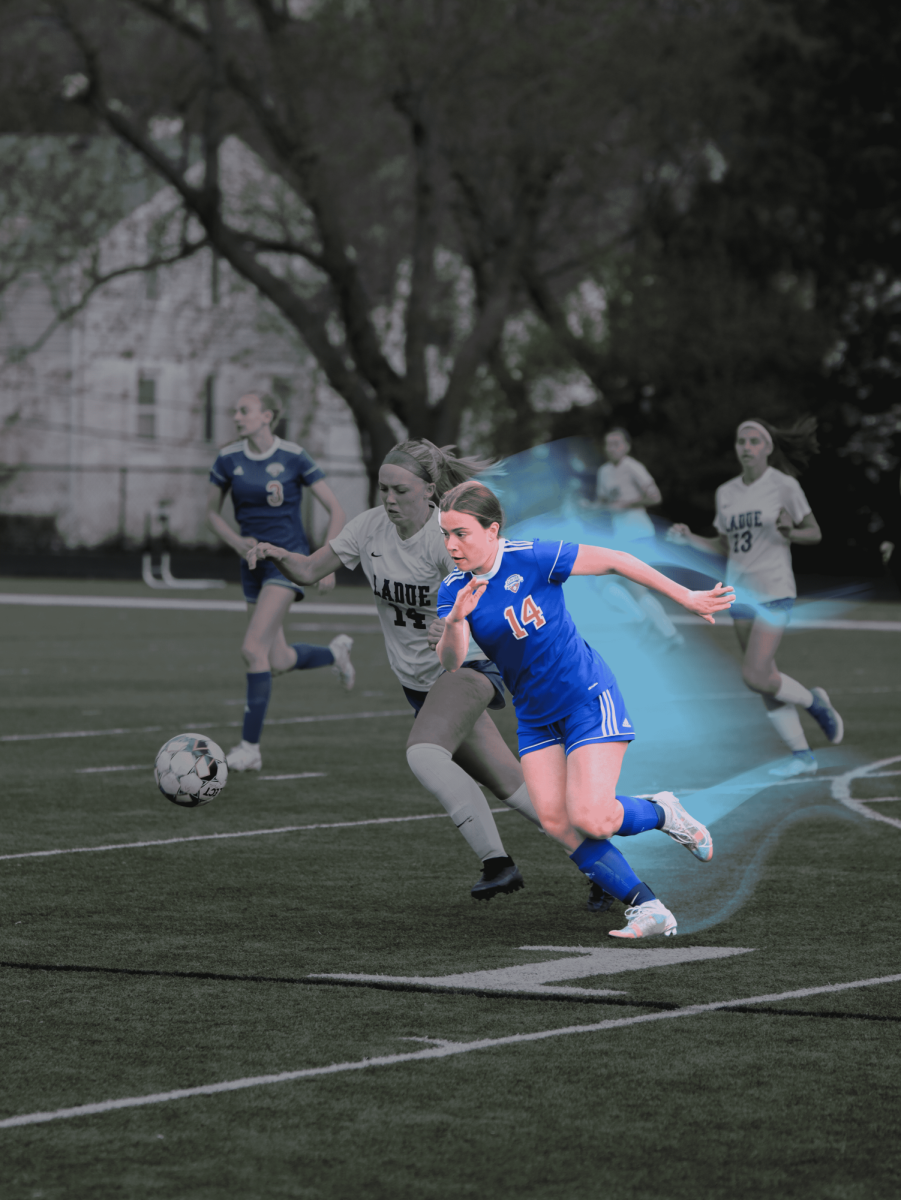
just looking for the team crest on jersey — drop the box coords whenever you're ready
[266,462,286,477]
[504,574,524,593]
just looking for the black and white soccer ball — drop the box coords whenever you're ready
[154,733,228,807]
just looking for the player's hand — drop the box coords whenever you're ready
[776,507,794,541]
[449,577,488,622]
[666,523,690,545]
[684,581,734,624]
[427,618,446,650]
[317,572,336,593]
[246,541,281,569]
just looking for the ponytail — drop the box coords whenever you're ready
[382,439,496,499]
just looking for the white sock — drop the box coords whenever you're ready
[500,782,543,828]
[241,740,259,750]
[637,592,679,639]
[765,702,810,752]
[406,743,507,862]
[775,674,814,709]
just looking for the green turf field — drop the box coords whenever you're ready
[1,580,899,1199]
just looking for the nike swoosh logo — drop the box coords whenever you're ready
[370,552,382,557]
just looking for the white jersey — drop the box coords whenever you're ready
[597,456,656,540]
[329,505,484,691]
[713,467,811,600]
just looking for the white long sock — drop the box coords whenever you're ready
[775,673,814,709]
[765,702,810,752]
[637,592,679,639]
[406,743,507,862]
[499,781,543,828]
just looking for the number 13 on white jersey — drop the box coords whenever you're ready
[504,594,546,639]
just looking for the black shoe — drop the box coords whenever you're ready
[471,857,525,901]
[586,882,616,913]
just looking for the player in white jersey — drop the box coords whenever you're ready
[588,428,683,650]
[668,418,844,776]
[247,439,545,901]
[207,391,355,773]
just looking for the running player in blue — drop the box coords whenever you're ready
[436,480,734,939]
[207,390,354,772]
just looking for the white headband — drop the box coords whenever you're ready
[737,421,773,453]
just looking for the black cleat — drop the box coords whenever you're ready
[586,882,616,913]
[471,857,525,901]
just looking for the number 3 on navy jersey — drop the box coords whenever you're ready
[732,529,752,553]
[266,480,285,507]
[504,594,546,640]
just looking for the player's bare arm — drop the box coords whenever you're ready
[246,541,343,585]
[437,580,487,669]
[206,483,257,559]
[776,509,821,545]
[308,480,346,593]
[571,545,734,624]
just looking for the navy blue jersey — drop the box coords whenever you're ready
[210,437,325,552]
[437,538,616,724]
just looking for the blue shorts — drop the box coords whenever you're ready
[241,558,304,604]
[730,596,794,626]
[403,660,506,716]
[517,680,635,758]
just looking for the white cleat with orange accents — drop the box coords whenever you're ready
[653,790,713,862]
[608,899,678,940]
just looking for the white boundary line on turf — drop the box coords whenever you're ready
[2,973,899,1129]
[832,756,901,831]
[0,709,410,743]
[671,614,901,631]
[0,593,379,616]
[0,809,504,862]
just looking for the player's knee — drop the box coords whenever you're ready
[241,641,269,671]
[570,799,619,839]
[741,664,772,693]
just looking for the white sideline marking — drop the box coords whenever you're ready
[2,973,898,1129]
[75,765,146,775]
[0,593,379,616]
[313,945,754,999]
[671,614,901,631]
[0,709,410,743]
[261,773,326,781]
[832,756,901,831]
[0,809,495,862]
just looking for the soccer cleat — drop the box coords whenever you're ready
[586,882,616,913]
[608,899,677,939]
[225,740,262,771]
[652,791,713,862]
[329,634,356,691]
[769,750,818,777]
[807,687,844,745]
[471,858,525,901]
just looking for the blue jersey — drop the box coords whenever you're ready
[437,538,616,724]
[209,437,325,553]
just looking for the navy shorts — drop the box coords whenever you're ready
[517,679,635,758]
[241,557,304,604]
[403,660,506,717]
[730,596,794,626]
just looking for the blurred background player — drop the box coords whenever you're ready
[668,417,843,776]
[248,439,545,901]
[587,428,683,651]
[436,481,733,939]
[207,391,355,773]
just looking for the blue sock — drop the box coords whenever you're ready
[616,794,666,835]
[292,643,335,670]
[242,671,272,743]
[570,838,656,905]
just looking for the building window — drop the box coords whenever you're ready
[138,375,156,439]
[203,375,215,443]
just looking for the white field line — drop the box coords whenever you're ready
[2,972,899,1130]
[260,773,326,781]
[0,594,379,616]
[0,808,510,862]
[672,614,901,631]
[0,709,410,744]
[75,765,146,775]
[832,756,901,831]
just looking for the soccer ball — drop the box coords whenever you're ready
[154,733,228,807]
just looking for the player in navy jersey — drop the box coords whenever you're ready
[207,390,354,772]
[668,418,843,777]
[437,481,734,939]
